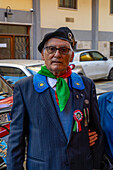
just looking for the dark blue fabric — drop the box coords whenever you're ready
[7,74,104,170]
[50,88,73,141]
[98,92,113,161]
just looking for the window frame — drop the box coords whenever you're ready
[58,0,77,10]
[110,0,113,14]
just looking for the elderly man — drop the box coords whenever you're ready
[7,27,104,170]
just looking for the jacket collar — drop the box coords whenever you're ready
[33,72,85,93]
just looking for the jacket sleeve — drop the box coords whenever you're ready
[7,82,28,170]
[88,80,104,169]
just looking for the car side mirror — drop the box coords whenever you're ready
[103,56,108,61]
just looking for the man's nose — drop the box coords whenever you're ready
[54,49,61,57]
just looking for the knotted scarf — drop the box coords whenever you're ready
[38,65,72,112]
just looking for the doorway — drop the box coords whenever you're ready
[0,25,30,59]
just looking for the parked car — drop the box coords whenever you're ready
[0,75,13,140]
[70,49,113,80]
[0,60,44,87]
[0,75,13,169]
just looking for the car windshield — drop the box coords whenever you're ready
[26,65,42,75]
[0,67,27,85]
[0,77,13,100]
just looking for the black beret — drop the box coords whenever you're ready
[38,27,76,53]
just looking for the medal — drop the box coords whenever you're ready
[86,108,90,123]
[83,109,88,127]
[73,110,83,132]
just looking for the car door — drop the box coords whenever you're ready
[79,52,97,79]
[90,51,109,79]
[80,51,109,79]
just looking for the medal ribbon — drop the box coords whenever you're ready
[38,65,72,112]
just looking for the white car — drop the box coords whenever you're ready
[0,60,44,86]
[70,49,113,80]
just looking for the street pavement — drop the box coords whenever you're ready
[94,79,113,95]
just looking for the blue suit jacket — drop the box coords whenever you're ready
[98,91,113,160]
[7,73,104,170]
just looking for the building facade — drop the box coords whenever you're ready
[0,0,33,59]
[0,0,113,59]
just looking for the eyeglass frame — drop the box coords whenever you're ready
[43,46,71,55]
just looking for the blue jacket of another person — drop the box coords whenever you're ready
[98,91,113,161]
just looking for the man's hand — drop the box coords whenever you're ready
[88,129,98,146]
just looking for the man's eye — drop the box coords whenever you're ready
[61,48,67,52]
[49,47,55,51]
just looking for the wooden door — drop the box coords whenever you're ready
[0,35,14,59]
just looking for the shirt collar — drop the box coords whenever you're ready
[47,77,68,90]
[47,77,57,90]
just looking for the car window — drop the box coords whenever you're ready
[90,51,104,60]
[26,65,42,75]
[0,77,13,100]
[0,67,26,85]
[80,52,93,61]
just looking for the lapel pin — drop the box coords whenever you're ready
[76,95,79,99]
[84,99,89,105]
[80,93,83,98]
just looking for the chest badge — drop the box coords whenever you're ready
[38,81,46,89]
[73,110,83,132]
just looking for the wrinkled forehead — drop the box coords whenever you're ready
[45,38,71,48]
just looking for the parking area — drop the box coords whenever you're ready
[94,79,113,96]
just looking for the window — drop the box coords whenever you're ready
[110,42,113,56]
[0,67,26,85]
[59,0,77,9]
[0,25,27,34]
[0,76,13,99]
[110,0,113,14]
[90,52,104,60]
[80,53,93,61]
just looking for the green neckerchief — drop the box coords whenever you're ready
[38,65,71,112]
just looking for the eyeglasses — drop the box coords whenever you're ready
[44,46,71,55]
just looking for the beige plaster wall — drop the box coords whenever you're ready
[77,41,91,49]
[40,0,91,30]
[0,0,32,11]
[98,41,110,58]
[99,0,113,31]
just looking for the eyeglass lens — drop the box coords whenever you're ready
[45,46,70,55]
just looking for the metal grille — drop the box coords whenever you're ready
[15,36,30,59]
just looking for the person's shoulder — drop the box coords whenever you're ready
[72,72,94,85]
[81,75,94,84]
[98,91,113,101]
[15,75,33,87]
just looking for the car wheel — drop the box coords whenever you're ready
[108,68,113,80]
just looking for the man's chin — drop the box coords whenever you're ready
[49,67,66,76]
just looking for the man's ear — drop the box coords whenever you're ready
[41,50,45,60]
[70,51,74,62]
